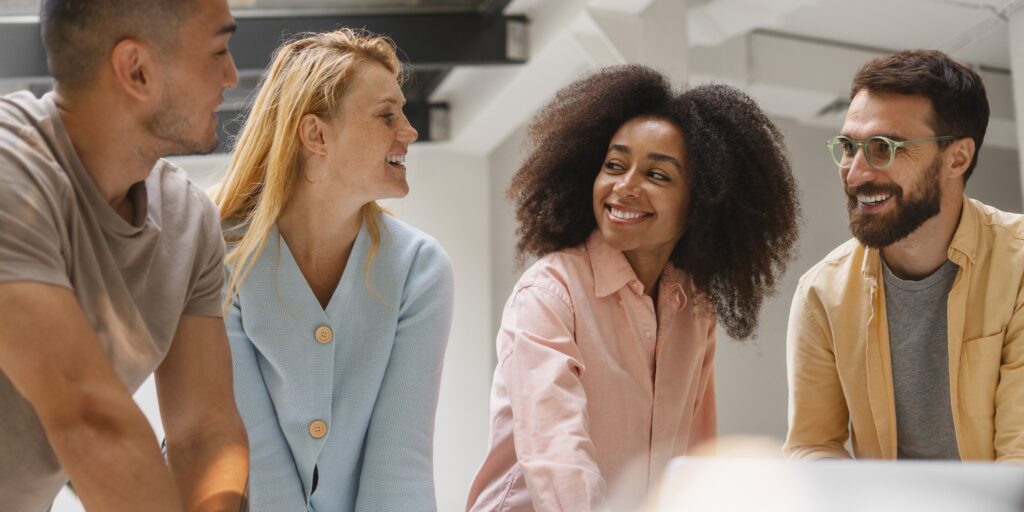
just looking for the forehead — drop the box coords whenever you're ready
[345,61,404,103]
[609,116,685,154]
[842,90,935,138]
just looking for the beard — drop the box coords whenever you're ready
[846,156,942,248]
[145,87,219,157]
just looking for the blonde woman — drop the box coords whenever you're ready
[215,29,454,511]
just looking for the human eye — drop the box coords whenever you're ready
[839,138,857,156]
[648,169,670,182]
[380,112,396,123]
[603,160,626,172]
[868,137,893,156]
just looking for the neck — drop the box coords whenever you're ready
[623,247,673,297]
[881,192,963,280]
[277,178,365,264]
[54,89,159,216]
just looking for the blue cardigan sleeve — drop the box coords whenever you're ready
[354,239,455,512]
[226,297,308,511]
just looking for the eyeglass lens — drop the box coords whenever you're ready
[830,136,894,169]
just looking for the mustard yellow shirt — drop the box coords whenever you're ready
[785,197,1024,461]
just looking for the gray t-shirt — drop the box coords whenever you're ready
[0,91,225,511]
[882,258,960,460]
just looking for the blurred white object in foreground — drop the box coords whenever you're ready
[650,456,1024,512]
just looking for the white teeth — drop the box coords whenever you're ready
[387,154,406,165]
[857,193,891,205]
[608,207,646,220]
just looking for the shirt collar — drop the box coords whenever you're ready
[585,231,689,311]
[947,195,979,264]
[860,194,978,277]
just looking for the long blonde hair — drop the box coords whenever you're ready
[216,28,403,310]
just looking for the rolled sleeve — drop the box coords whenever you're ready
[182,196,225,318]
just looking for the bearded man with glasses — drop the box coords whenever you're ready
[784,49,1024,462]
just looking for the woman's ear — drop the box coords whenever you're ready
[298,113,329,156]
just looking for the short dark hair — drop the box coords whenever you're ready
[40,0,198,91]
[509,65,801,339]
[851,49,989,182]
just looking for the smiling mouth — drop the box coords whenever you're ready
[387,154,406,169]
[856,193,892,207]
[606,205,651,223]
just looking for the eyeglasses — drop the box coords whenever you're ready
[825,135,956,170]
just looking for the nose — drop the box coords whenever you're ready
[612,167,643,198]
[398,113,418,144]
[223,52,239,90]
[843,148,876,188]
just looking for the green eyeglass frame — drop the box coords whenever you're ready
[826,134,956,170]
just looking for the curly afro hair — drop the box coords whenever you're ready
[508,64,801,339]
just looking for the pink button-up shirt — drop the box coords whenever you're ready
[467,232,717,511]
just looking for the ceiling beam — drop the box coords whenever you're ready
[0,13,527,79]
[0,11,530,143]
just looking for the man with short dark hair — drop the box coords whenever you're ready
[0,1,249,510]
[785,49,1024,461]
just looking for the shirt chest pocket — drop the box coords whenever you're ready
[959,330,1005,418]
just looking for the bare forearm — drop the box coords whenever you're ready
[47,405,185,512]
[167,424,249,512]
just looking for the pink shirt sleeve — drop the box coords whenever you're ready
[688,317,718,451]
[500,283,610,511]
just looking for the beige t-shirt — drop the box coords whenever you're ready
[0,91,225,511]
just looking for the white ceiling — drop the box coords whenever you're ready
[762,0,1016,70]
[431,0,1023,155]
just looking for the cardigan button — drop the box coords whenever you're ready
[309,420,329,439]
[314,326,334,345]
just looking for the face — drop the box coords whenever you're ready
[592,116,691,263]
[320,61,419,202]
[840,91,947,248]
[147,0,238,156]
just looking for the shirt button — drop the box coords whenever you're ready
[309,420,328,439]
[314,325,333,344]
[644,329,653,338]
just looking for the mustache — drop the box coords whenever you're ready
[845,182,902,199]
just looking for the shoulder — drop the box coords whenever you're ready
[0,92,70,199]
[379,214,452,272]
[511,246,590,309]
[969,198,1024,242]
[796,238,862,290]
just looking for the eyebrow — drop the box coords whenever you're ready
[840,131,908,141]
[376,97,407,107]
[609,144,683,171]
[217,22,238,37]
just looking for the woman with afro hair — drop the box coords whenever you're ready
[466,65,801,511]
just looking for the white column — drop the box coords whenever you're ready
[1010,7,1024,200]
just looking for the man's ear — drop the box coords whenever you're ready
[298,113,329,156]
[110,38,158,101]
[945,137,975,180]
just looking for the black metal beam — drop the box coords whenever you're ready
[0,13,526,79]
[230,13,526,71]
[0,10,528,143]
